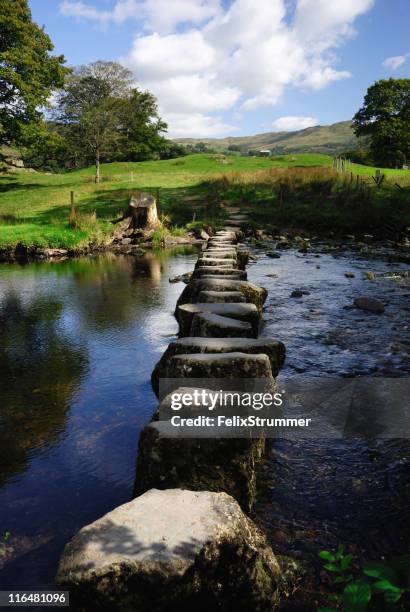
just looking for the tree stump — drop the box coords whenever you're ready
[127,192,159,230]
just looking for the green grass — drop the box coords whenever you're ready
[0,153,409,248]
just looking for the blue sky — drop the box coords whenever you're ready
[30,0,410,138]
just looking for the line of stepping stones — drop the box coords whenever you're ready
[56,219,296,610]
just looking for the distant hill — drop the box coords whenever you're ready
[175,120,359,156]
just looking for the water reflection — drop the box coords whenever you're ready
[0,248,198,589]
[0,294,87,487]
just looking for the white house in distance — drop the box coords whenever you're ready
[258,149,272,157]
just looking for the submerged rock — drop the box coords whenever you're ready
[56,488,283,612]
[353,296,385,313]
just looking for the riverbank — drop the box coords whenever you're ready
[1,154,409,255]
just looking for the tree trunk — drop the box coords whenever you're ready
[127,192,159,229]
[95,149,100,184]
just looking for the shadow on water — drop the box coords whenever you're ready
[0,294,88,487]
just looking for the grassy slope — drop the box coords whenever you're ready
[0,153,409,248]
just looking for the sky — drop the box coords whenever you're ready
[29,0,410,138]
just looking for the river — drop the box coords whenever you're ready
[0,244,409,606]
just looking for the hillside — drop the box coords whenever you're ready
[175,120,359,156]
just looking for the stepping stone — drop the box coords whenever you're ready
[193,267,247,280]
[151,337,286,395]
[227,219,247,227]
[135,421,265,512]
[202,252,236,260]
[190,313,254,338]
[56,489,282,610]
[176,279,267,310]
[176,303,260,336]
[198,275,247,282]
[195,258,237,269]
[197,290,246,303]
[167,351,273,380]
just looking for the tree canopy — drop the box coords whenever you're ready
[0,0,68,145]
[353,78,410,168]
[55,61,168,180]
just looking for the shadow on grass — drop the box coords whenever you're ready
[21,184,226,229]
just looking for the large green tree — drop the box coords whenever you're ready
[0,0,68,145]
[56,61,168,179]
[353,79,410,168]
[119,89,167,161]
[56,61,134,182]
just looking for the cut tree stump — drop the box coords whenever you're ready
[127,192,159,230]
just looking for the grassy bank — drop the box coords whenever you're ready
[0,153,409,249]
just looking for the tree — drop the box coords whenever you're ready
[0,0,68,145]
[119,89,167,161]
[56,61,134,182]
[353,79,410,168]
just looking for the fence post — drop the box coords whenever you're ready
[70,191,75,207]
[156,187,160,214]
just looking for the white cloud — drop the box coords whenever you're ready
[60,0,221,32]
[272,116,318,131]
[382,53,409,70]
[164,112,239,138]
[128,31,216,80]
[60,0,375,136]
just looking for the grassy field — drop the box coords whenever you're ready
[0,153,409,249]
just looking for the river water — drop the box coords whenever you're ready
[0,248,199,589]
[248,245,410,607]
[0,245,409,604]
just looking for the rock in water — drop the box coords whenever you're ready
[353,297,385,314]
[56,488,282,611]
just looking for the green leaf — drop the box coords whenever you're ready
[372,579,402,593]
[362,562,397,583]
[324,563,341,573]
[334,576,346,584]
[319,550,337,562]
[343,579,371,610]
[341,553,353,570]
[335,543,345,560]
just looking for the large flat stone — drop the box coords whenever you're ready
[151,337,285,395]
[201,252,236,260]
[177,303,260,336]
[192,267,247,280]
[56,488,283,611]
[135,422,265,512]
[190,312,255,338]
[195,258,237,268]
[176,279,267,311]
[167,351,273,380]
[197,290,246,303]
